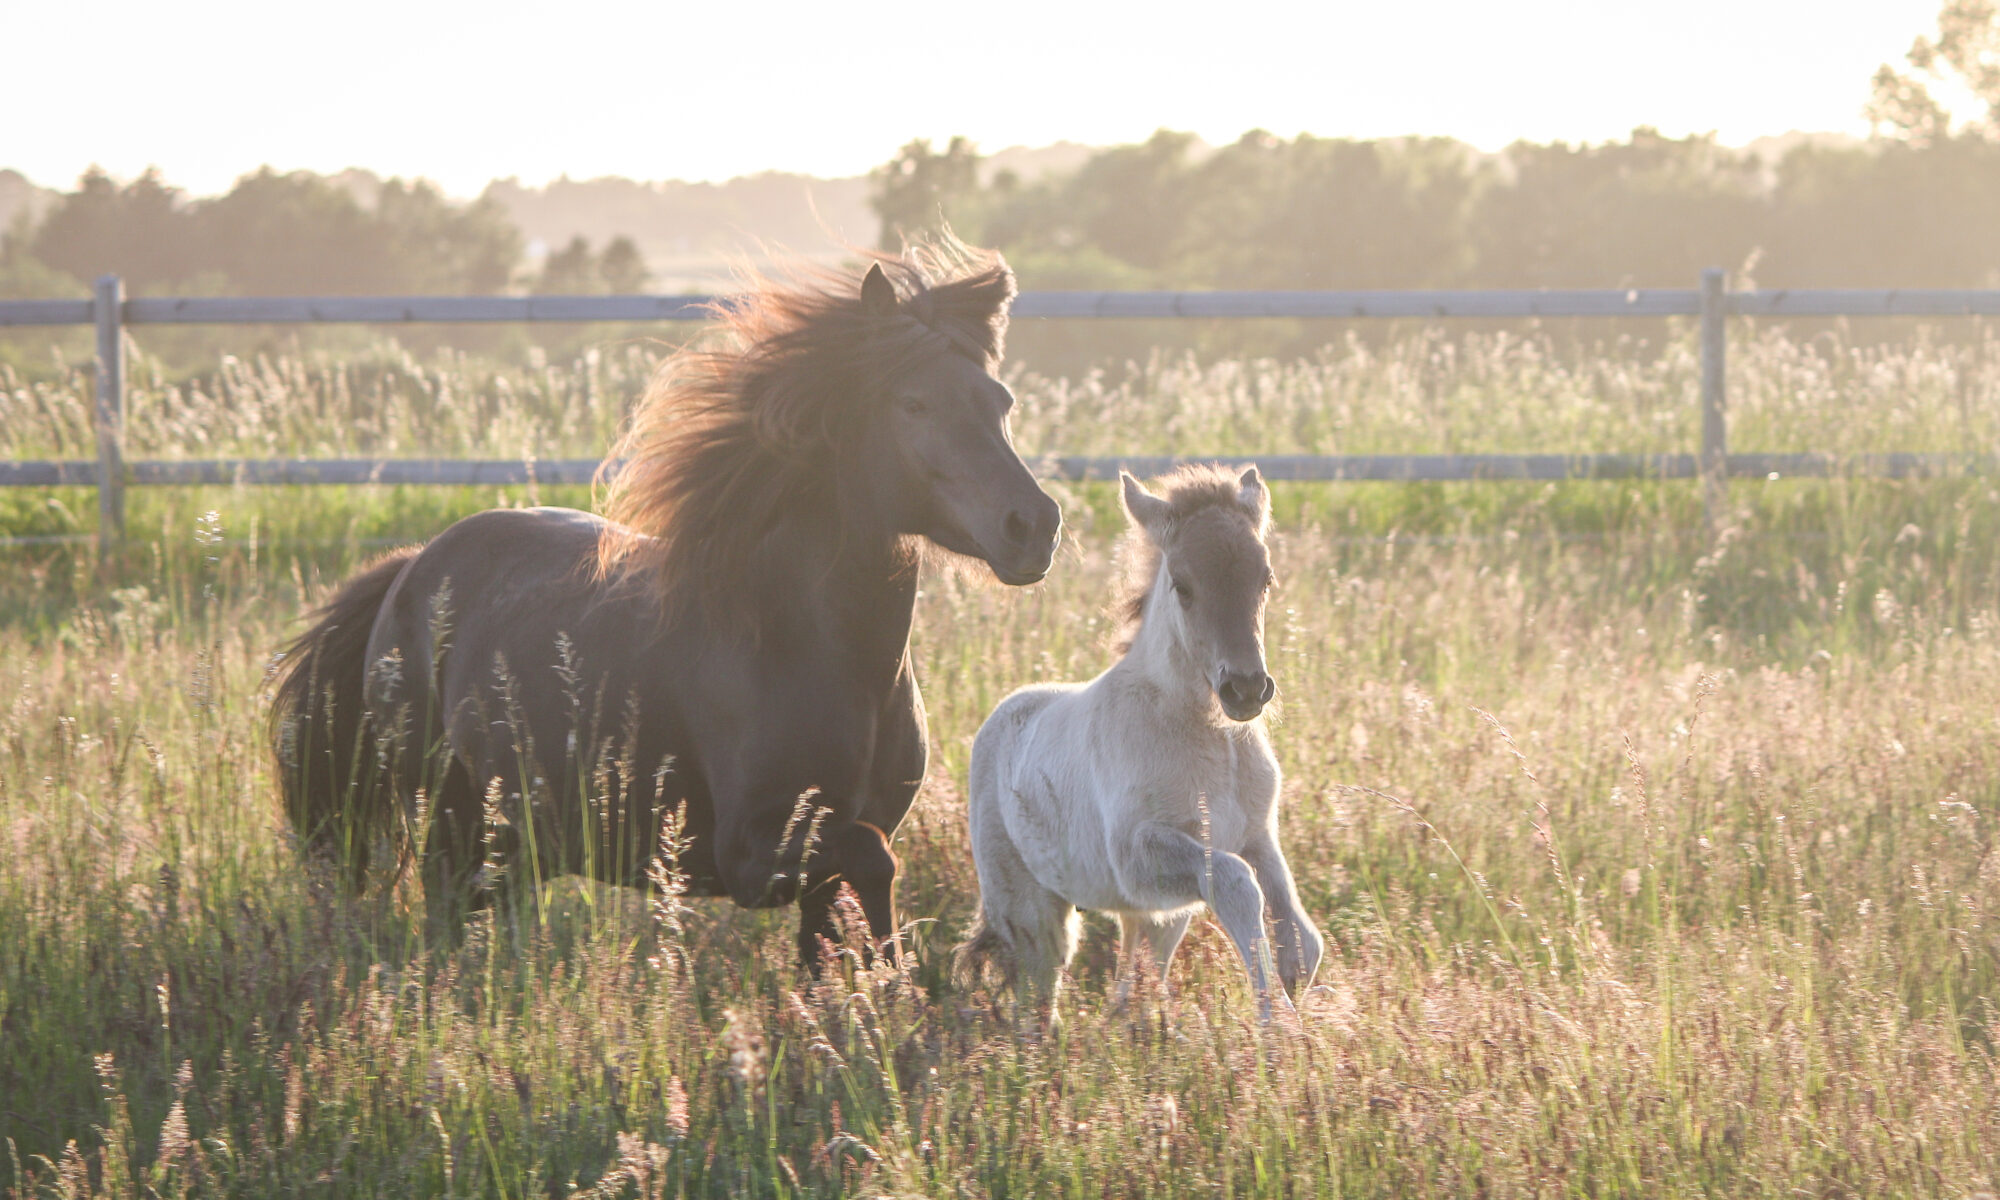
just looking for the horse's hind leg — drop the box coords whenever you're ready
[419,754,492,946]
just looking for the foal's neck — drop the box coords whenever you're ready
[1119,589,1223,721]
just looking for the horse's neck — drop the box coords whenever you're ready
[1115,600,1217,718]
[758,506,918,664]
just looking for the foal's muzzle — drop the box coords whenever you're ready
[1217,669,1277,721]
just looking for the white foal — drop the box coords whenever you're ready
[956,464,1323,1019]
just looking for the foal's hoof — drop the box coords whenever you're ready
[1257,989,1304,1036]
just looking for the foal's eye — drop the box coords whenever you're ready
[900,396,929,416]
[1171,579,1193,607]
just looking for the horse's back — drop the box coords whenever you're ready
[367,505,665,754]
[398,505,607,604]
[366,506,706,878]
[369,505,605,679]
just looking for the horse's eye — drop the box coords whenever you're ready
[1171,579,1193,607]
[900,396,929,416]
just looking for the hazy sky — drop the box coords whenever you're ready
[3,0,1949,197]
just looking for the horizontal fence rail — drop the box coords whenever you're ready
[12,287,2000,326]
[7,453,1995,492]
[8,270,2000,550]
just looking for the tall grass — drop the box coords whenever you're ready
[1,326,1997,1196]
[9,322,2000,464]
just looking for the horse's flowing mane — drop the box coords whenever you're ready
[1118,465,1263,641]
[595,237,1016,615]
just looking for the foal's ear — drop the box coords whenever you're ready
[860,262,898,316]
[1121,470,1171,534]
[1237,465,1270,533]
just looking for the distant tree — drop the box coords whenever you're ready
[869,136,982,250]
[1869,0,2000,142]
[947,129,1203,288]
[192,168,385,293]
[1763,137,2000,286]
[537,235,600,293]
[533,234,649,293]
[1466,129,1763,287]
[1181,132,1473,287]
[30,168,199,292]
[967,128,1474,289]
[372,180,519,294]
[1042,129,1199,273]
[21,168,522,295]
[599,235,648,293]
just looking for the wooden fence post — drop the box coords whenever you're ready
[1699,267,1727,535]
[94,274,125,551]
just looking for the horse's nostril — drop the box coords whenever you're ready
[1219,671,1273,712]
[1003,509,1031,545]
[1006,505,1060,549]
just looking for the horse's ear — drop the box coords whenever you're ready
[1122,470,1170,533]
[1238,465,1270,533]
[860,263,897,316]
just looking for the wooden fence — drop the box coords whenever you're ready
[7,269,2000,550]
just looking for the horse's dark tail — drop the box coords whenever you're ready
[269,547,421,888]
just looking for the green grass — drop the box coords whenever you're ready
[2,328,1998,1197]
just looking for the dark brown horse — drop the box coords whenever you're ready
[270,244,1062,962]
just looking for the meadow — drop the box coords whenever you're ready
[2,323,1998,1197]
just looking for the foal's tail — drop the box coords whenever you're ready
[269,547,421,888]
[952,909,1016,989]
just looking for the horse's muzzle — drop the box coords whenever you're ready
[989,496,1063,585]
[1217,669,1277,721]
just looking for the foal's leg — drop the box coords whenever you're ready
[1003,892,1079,1024]
[1112,820,1290,1017]
[1241,834,1325,995]
[1113,910,1193,1009]
[967,799,1079,1018]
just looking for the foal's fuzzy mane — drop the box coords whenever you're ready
[1117,464,1266,642]
[594,238,1016,617]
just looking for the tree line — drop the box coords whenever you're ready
[869,128,2000,292]
[20,124,1995,306]
[0,167,648,299]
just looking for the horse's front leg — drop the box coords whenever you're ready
[1112,819,1292,1020]
[791,820,899,967]
[709,760,900,968]
[1241,833,1324,996]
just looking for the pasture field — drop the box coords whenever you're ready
[3,327,1999,1197]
